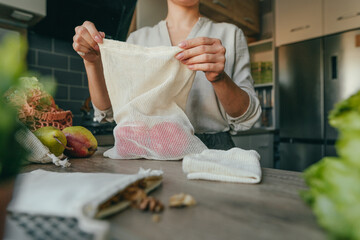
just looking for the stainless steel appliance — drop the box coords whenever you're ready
[278,29,360,171]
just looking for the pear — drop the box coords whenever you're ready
[62,126,98,158]
[33,126,67,156]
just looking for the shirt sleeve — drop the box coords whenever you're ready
[226,28,262,133]
[93,104,114,123]
[126,32,135,44]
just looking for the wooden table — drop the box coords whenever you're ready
[6,147,326,240]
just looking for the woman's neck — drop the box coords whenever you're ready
[165,1,200,45]
[165,1,200,30]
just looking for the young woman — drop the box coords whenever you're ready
[72,0,261,150]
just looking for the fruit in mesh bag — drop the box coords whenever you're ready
[149,122,188,157]
[33,126,67,156]
[62,126,98,158]
[115,122,149,158]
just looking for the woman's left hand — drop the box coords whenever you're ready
[175,37,226,82]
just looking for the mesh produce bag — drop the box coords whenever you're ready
[99,39,207,160]
[15,126,70,167]
[5,77,72,131]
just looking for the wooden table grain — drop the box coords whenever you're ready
[14,147,326,240]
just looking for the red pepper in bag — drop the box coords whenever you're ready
[149,122,188,157]
[115,122,149,158]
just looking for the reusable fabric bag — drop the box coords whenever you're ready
[99,39,207,160]
[7,169,163,240]
[15,125,70,167]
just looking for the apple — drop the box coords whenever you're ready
[62,126,98,158]
[115,121,149,158]
[149,122,188,158]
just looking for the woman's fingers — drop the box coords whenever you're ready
[73,34,92,50]
[188,63,225,72]
[72,42,92,55]
[75,26,99,51]
[72,21,105,63]
[175,37,226,82]
[74,21,103,52]
[178,37,217,49]
[82,21,103,44]
[181,53,225,65]
[176,45,217,60]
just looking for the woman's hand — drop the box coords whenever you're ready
[72,21,105,63]
[175,37,226,82]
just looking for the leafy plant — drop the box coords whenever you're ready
[0,34,28,182]
[301,90,360,240]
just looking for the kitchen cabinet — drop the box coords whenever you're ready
[324,0,360,35]
[199,0,260,36]
[275,0,323,46]
[232,133,274,168]
[275,0,360,46]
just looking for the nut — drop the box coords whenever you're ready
[139,197,164,212]
[122,186,147,204]
[169,193,196,208]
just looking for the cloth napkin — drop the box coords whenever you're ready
[7,168,163,240]
[182,148,262,184]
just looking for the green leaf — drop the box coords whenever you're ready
[329,90,360,131]
[0,33,28,182]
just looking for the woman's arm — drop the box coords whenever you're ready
[210,73,249,117]
[175,37,250,117]
[72,21,111,111]
[84,59,111,110]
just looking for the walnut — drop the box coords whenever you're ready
[169,193,196,208]
[139,197,164,213]
[122,186,147,205]
[96,177,163,218]
[122,185,164,213]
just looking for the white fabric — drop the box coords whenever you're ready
[7,168,163,240]
[95,17,261,134]
[99,39,207,160]
[15,127,70,167]
[182,148,262,183]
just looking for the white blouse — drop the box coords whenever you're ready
[94,17,261,134]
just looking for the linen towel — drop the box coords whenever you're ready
[182,148,262,183]
[7,168,163,240]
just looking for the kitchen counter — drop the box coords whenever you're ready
[94,134,115,146]
[231,127,278,136]
[5,147,325,240]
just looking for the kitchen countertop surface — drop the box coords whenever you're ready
[5,147,325,240]
[231,127,278,136]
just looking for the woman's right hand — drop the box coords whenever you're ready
[72,21,105,63]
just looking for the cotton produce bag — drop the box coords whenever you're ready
[99,39,207,160]
[7,169,163,240]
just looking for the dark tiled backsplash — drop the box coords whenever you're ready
[27,31,89,126]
